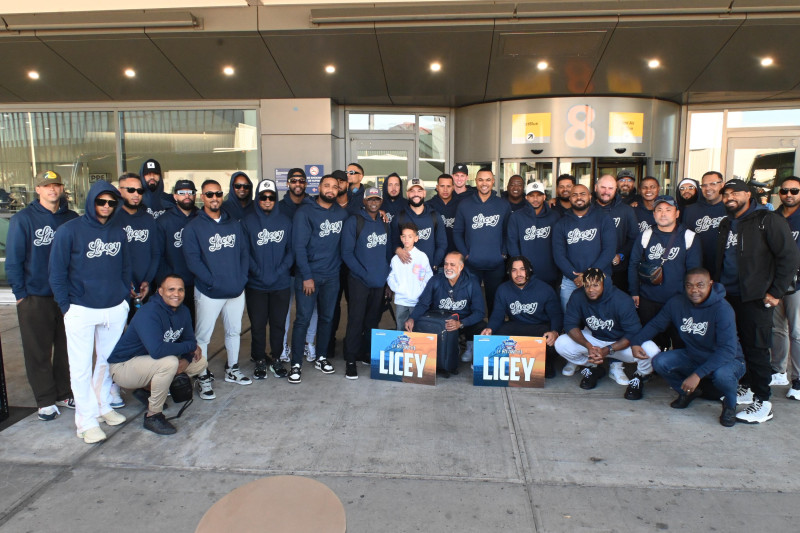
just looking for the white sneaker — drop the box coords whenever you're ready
[279,343,291,363]
[770,372,790,386]
[787,379,800,400]
[735,399,773,424]
[609,362,630,386]
[97,410,126,426]
[38,405,60,421]
[304,343,317,362]
[562,362,577,376]
[196,373,216,400]
[77,426,107,444]
[461,341,474,362]
[225,364,252,385]
[736,385,754,405]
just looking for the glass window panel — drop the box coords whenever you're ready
[357,149,408,190]
[687,112,723,181]
[728,109,800,129]
[419,115,446,181]
[349,114,369,130]
[348,113,416,131]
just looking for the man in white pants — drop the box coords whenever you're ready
[555,268,660,399]
[182,180,251,399]
[49,180,133,444]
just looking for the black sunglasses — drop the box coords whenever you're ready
[121,187,145,195]
[780,188,800,195]
[233,183,251,190]
[288,177,306,184]
[203,191,224,198]
[259,194,277,202]
[95,198,118,207]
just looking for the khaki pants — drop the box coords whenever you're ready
[110,356,207,414]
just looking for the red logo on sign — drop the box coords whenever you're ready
[308,166,320,176]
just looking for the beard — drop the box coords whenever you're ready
[409,196,424,208]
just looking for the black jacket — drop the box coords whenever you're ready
[714,203,800,302]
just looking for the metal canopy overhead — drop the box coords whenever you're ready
[1,1,800,106]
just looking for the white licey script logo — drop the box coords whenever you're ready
[86,238,121,258]
[613,217,621,228]
[442,216,455,229]
[694,215,724,233]
[509,301,537,315]
[173,228,184,248]
[439,297,467,311]
[147,208,166,219]
[318,220,343,237]
[638,220,651,233]
[208,233,236,252]
[647,244,680,261]
[163,327,183,342]
[417,227,432,240]
[585,315,614,331]
[366,232,387,248]
[472,213,500,229]
[726,231,738,250]
[566,227,597,244]
[793,230,799,241]
[257,229,284,245]
[123,225,149,243]
[33,225,55,246]
[524,225,551,241]
[680,317,708,336]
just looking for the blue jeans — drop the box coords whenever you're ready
[292,275,340,366]
[652,349,746,408]
[560,276,578,313]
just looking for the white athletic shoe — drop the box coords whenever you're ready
[304,343,317,362]
[736,399,773,424]
[608,362,630,386]
[770,372,790,386]
[736,385,754,405]
[562,362,577,376]
[279,343,291,363]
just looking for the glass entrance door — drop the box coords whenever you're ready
[502,159,555,191]
[350,138,415,192]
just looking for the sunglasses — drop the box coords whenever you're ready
[678,186,696,191]
[121,187,145,194]
[95,198,118,207]
[203,191,224,198]
[288,177,306,184]
[175,190,195,196]
[347,170,362,175]
[780,188,800,195]
[259,194,277,202]
[233,183,251,190]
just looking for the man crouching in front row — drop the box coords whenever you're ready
[108,275,206,435]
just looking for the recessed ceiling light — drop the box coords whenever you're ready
[648,59,661,69]
[223,66,234,76]
[28,71,40,80]
[325,65,336,74]
[761,57,774,67]
[124,68,136,78]
[430,62,441,72]
[537,61,548,70]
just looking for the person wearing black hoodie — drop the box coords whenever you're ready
[675,178,699,217]
[49,180,132,444]
[222,171,255,221]
[138,158,176,219]
[714,179,800,424]
[381,172,405,222]
[7,170,78,421]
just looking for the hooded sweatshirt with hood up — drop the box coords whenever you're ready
[380,173,406,223]
[49,180,132,314]
[222,171,255,221]
[138,159,176,219]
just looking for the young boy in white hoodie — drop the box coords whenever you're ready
[387,222,433,331]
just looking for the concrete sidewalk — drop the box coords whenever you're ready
[1,303,799,532]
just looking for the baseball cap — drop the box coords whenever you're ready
[406,178,426,193]
[452,163,468,175]
[617,169,635,180]
[332,170,348,181]
[35,170,62,187]
[173,179,196,193]
[721,179,750,193]
[653,195,677,208]
[142,159,161,176]
[256,180,277,195]
[365,186,382,199]
[525,182,546,195]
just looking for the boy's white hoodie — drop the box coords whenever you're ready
[387,246,433,307]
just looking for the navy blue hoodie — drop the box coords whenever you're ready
[341,210,391,289]
[390,204,448,268]
[156,204,198,285]
[628,283,744,378]
[633,203,656,234]
[410,269,485,327]
[487,278,563,332]
[137,160,176,218]
[552,205,617,279]
[108,293,197,364]
[292,199,349,280]
[426,194,459,254]
[7,198,78,299]
[594,196,638,275]
[242,205,294,292]
[49,181,132,313]
[564,284,641,342]
[380,177,405,223]
[628,225,702,303]
[506,202,561,285]
[182,208,248,299]
[453,192,511,269]
[113,206,160,288]
[682,197,727,274]
[222,171,255,221]
[279,193,312,220]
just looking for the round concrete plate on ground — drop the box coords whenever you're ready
[196,475,346,532]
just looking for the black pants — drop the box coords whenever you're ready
[637,295,684,351]
[328,266,350,358]
[343,275,384,364]
[16,295,71,407]
[495,321,557,375]
[246,286,291,361]
[727,295,774,401]
[611,267,629,293]
[470,263,505,317]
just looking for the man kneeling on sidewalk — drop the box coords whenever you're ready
[108,275,206,435]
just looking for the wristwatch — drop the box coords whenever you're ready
[607,346,615,356]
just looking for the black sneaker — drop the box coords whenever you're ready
[253,360,268,380]
[345,362,358,380]
[288,364,302,384]
[436,368,451,379]
[579,365,606,390]
[624,372,646,400]
[670,389,701,409]
[143,412,177,435]
[270,361,288,378]
[315,357,335,374]
[719,406,737,427]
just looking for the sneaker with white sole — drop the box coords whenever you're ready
[78,426,107,444]
[279,343,291,363]
[304,343,317,362]
[56,397,75,409]
[288,364,302,384]
[315,357,335,374]
[346,362,358,380]
[770,372,790,386]
[609,362,629,386]
[253,360,268,380]
[196,372,216,399]
[109,395,125,409]
[97,410,126,426]
[461,341,474,362]
[225,363,253,385]
[38,405,60,421]
[736,385,754,405]
[787,379,800,400]
[736,398,774,424]
[562,362,577,376]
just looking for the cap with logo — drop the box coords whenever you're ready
[617,169,635,180]
[35,170,63,187]
[525,181,546,195]
[365,186,382,199]
[256,180,278,195]
[406,178,426,193]
[653,195,677,208]
[142,159,162,176]
[452,163,468,175]
[721,179,750,193]
[173,179,196,193]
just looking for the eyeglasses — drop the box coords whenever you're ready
[780,188,800,195]
[679,186,696,191]
[618,178,634,183]
[121,187,145,194]
[95,198,118,207]
[203,191,224,198]
[288,177,306,184]
[259,194,276,202]
[175,190,195,196]
[347,170,363,175]
[700,181,723,188]
[233,183,251,190]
